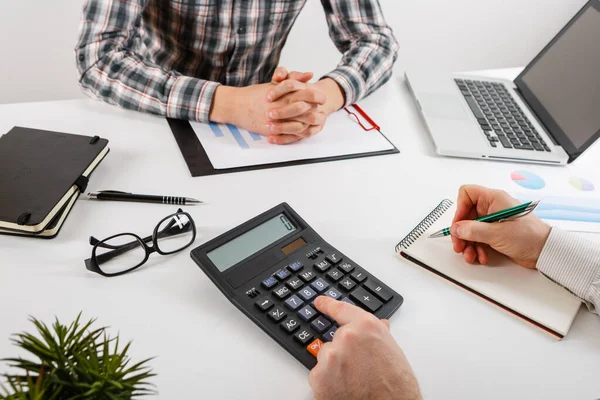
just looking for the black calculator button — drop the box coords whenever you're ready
[285,295,304,311]
[311,278,329,293]
[314,260,331,272]
[273,286,292,299]
[363,279,393,303]
[325,287,342,300]
[294,329,313,345]
[339,277,357,291]
[338,261,355,273]
[325,253,342,264]
[311,316,332,333]
[299,270,316,282]
[326,269,344,282]
[268,307,287,322]
[287,261,303,272]
[341,297,356,306]
[323,326,337,342]
[261,276,278,289]
[281,317,300,333]
[274,269,291,281]
[286,277,303,290]
[297,305,318,321]
[255,298,274,312]
[350,286,383,313]
[350,269,367,283]
[298,286,318,301]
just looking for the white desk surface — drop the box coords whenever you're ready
[1,69,599,400]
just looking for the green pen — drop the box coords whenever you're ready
[428,200,541,239]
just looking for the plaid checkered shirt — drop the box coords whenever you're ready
[75,0,399,122]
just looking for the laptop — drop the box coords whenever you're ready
[405,0,600,165]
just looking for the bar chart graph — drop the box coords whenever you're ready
[208,122,262,149]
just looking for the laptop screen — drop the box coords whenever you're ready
[514,1,600,161]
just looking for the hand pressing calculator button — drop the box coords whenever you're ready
[191,202,404,369]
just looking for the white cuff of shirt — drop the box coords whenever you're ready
[537,227,599,312]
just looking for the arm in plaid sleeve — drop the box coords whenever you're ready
[321,0,399,107]
[74,0,219,122]
[537,228,600,314]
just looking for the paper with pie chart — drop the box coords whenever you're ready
[511,170,600,233]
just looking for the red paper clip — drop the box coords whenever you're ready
[344,104,380,132]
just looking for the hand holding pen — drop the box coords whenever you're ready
[441,185,551,269]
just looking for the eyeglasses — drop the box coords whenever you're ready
[84,209,196,277]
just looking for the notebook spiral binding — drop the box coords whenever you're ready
[395,199,454,253]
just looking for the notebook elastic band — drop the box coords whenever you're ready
[74,175,89,193]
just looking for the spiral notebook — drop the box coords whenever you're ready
[395,200,581,339]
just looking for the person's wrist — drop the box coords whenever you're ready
[532,221,552,266]
[209,85,240,124]
[313,78,345,115]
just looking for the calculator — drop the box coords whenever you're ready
[190,203,404,369]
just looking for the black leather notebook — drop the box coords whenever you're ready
[0,127,109,236]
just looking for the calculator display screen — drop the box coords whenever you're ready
[208,214,297,272]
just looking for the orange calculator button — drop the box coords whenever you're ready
[307,339,324,358]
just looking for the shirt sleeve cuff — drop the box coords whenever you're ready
[323,66,367,108]
[537,227,599,311]
[167,76,220,123]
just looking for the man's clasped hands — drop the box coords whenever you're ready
[210,67,346,145]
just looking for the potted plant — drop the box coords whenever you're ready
[1,314,155,399]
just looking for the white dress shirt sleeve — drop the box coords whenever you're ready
[537,227,600,314]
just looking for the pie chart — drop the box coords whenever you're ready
[569,177,595,192]
[511,170,546,190]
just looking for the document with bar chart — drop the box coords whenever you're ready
[189,109,396,169]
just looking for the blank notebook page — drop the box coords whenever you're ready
[400,203,581,337]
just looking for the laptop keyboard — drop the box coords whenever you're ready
[455,79,551,152]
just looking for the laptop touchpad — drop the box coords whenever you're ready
[420,94,468,120]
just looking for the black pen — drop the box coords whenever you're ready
[87,190,201,205]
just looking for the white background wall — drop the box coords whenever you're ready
[0,0,588,104]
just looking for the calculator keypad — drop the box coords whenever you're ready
[307,339,324,358]
[310,278,329,293]
[298,286,317,301]
[298,305,317,321]
[273,286,291,299]
[339,277,357,291]
[285,295,304,310]
[311,316,331,333]
[281,317,300,333]
[299,270,316,282]
[248,247,400,369]
[323,326,337,342]
[274,269,291,281]
[268,307,287,322]
[294,329,313,344]
[314,260,331,272]
[350,286,383,312]
[262,276,278,289]
[286,277,303,290]
[326,268,344,282]
[255,298,274,311]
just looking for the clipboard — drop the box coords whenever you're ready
[168,104,399,177]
